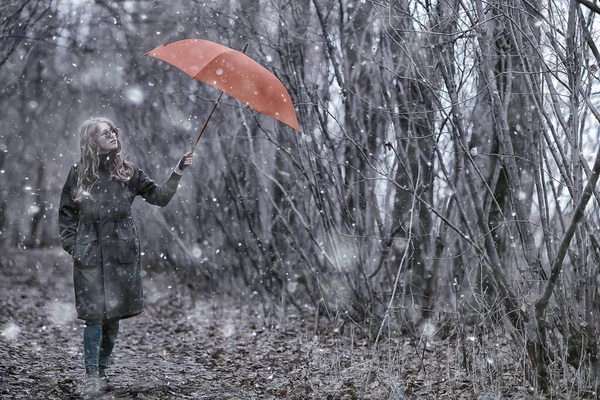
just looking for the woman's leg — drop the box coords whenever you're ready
[99,318,120,369]
[83,321,102,373]
[83,321,103,394]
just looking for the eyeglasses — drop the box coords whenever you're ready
[98,127,120,139]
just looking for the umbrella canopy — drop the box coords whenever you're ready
[146,39,300,135]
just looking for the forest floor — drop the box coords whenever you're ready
[0,248,574,399]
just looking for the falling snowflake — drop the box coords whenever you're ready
[1,322,21,341]
[125,87,145,105]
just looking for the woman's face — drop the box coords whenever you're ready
[96,122,119,154]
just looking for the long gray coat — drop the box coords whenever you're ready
[59,159,182,322]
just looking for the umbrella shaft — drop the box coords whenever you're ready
[191,43,249,152]
[193,91,225,149]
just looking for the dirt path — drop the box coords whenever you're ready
[1,248,541,400]
[0,248,392,399]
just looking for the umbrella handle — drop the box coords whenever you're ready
[191,43,249,151]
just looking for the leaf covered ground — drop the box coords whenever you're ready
[0,248,559,399]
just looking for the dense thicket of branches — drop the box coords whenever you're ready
[3,0,600,393]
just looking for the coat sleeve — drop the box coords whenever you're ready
[135,167,182,207]
[58,164,79,255]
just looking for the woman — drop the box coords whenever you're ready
[58,117,194,396]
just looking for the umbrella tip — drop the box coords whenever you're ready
[145,43,167,56]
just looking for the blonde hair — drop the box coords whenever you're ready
[73,117,134,202]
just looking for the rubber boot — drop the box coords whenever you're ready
[99,366,115,392]
[83,367,102,397]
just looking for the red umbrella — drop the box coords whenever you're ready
[146,39,300,151]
